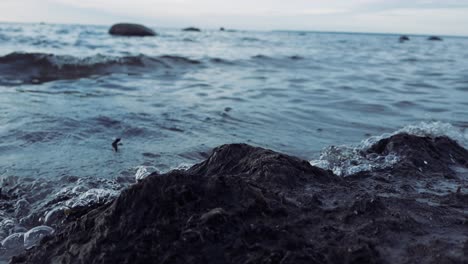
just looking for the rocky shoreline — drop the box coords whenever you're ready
[9,134,468,264]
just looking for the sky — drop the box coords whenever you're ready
[1,0,468,36]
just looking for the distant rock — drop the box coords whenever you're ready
[108,23,156,37]
[182,27,201,32]
[399,35,410,42]
[427,36,443,41]
[220,27,225,31]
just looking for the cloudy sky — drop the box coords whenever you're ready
[1,0,468,35]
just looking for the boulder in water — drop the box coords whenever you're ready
[108,23,156,37]
[399,35,410,42]
[427,36,443,41]
[182,27,201,32]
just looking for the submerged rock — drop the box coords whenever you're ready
[10,136,468,264]
[108,23,156,37]
[182,27,201,32]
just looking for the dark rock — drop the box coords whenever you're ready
[367,133,468,176]
[427,36,443,41]
[399,35,410,42]
[220,27,225,31]
[11,137,468,264]
[183,27,201,32]
[109,23,156,37]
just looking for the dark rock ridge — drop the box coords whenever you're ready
[183,27,201,32]
[108,23,156,37]
[11,134,468,264]
[427,36,443,41]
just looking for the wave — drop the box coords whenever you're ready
[0,52,310,85]
[0,52,203,85]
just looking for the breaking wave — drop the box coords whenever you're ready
[311,122,468,176]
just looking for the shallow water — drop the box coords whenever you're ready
[1,23,468,179]
[1,22,468,261]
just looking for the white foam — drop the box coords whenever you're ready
[310,122,466,177]
[361,121,468,149]
[46,53,120,68]
[65,188,119,208]
[310,144,400,177]
[135,166,158,182]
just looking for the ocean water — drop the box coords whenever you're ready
[0,22,468,259]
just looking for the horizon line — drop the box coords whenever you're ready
[1,20,467,38]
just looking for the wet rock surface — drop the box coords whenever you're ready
[9,134,468,264]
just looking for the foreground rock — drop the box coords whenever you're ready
[108,23,156,37]
[11,135,468,264]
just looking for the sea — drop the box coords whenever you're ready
[0,22,467,260]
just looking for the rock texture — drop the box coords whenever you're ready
[10,135,468,264]
[108,23,156,37]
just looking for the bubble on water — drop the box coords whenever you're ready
[23,226,54,249]
[44,207,69,226]
[0,219,16,239]
[1,233,24,250]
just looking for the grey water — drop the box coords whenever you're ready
[0,22,468,180]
